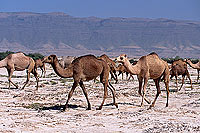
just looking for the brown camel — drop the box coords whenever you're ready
[35,58,46,78]
[117,52,170,108]
[184,59,200,83]
[170,59,192,91]
[42,54,118,111]
[98,54,118,83]
[0,52,39,89]
[59,56,76,68]
[116,64,134,80]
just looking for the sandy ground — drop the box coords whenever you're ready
[0,64,200,133]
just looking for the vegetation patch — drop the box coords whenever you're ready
[23,103,44,110]
[50,80,57,85]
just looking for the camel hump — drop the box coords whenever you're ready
[100,54,107,57]
[72,54,97,63]
[148,52,158,56]
[6,53,13,59]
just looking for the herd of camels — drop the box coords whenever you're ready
[0,52,199,111]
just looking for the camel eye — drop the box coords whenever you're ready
[120,57,123,60]
[48,57,51,60]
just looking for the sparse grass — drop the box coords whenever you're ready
[60,78,74,83]
[46,73,57,78]
[50,80,57,85]
[23,103,44,110]
[185,86,192,88]
[0,74,7,77]
[43,81,50,85]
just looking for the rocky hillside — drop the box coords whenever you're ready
[0,12,200,58]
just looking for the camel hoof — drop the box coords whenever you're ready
[61,107,66,112]
[148,104,154,109]
[96,107,102,110]
[115,103,119,108]
[86,107,91,110]
[59,109,66,113]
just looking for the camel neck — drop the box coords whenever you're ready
[187,61,200,69]
[124,59,140,75]
[0,58,7,68]
[51,58,73,78]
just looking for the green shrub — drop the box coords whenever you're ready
[0,51,14,60]
[26,53,44,60]
[0,51,44,60]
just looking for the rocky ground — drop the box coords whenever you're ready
[0,64,199,133]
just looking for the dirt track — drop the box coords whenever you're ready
[0,65,200,132]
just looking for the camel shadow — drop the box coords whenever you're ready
[40,104,85,111]
[1,87,18,90]
[104,102,137,107]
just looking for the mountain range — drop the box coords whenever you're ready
[0,12,200,58]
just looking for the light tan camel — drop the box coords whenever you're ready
[116,64,134,80]
[170,59,192,91]
[35,58,46,78]
[117,52,170,108]
[42,54,118,111]
[184,59,200,83]
[0,52,39,89]
[98,54,118,83]
[59,56,76,68]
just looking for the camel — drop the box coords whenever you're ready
[98,54,118,83]
[116,64,134,80]
[59,56,76,68]
[170,59,192,91]
[0,52,39,89]
[184,59,200,83]
[117,52,170,108]
[35,58,46,78]
[42,54,118,111]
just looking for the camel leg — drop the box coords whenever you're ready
[138,76,150,106]
[108,81,118,108]
[31,69,39,90]
[149,78,161,109]
[63,81,78,111]
[113,71,118,84]
[129,74,134,81]
[126,72,128,80]
[186,70,193,90]
[164,76,170,107]
[43,65,46,78]
[7,68,18,89]
[179,75,185,91]
[175,75,178,91]
[110,71,118,84]
[40,67,43,78]
[21,70,30,90]
[79,81,91,110]
[97,82,108,110]
[97,75,108,110]
[197,70,199,83]
[141,77,148,107]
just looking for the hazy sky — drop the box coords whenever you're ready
[0,0,200,21]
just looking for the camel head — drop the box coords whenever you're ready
[42,55,57,64]
[116,54,128,64]
[183,58,191,64]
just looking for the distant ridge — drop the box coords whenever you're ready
[0,12,199,58]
